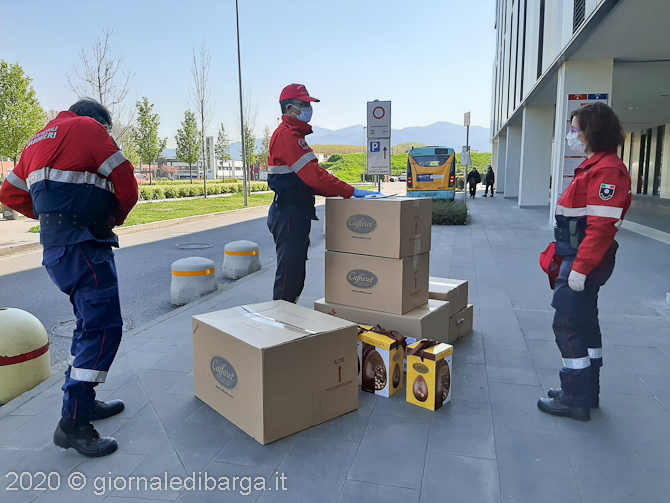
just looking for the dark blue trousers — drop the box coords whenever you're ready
[43,241,123,423]
[267,213,311,303]
[551,242,617,408]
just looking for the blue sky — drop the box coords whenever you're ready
[1,0,495,148]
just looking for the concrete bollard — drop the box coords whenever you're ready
[222,240,261,280]
[171,257,217,306]
[0,308,51,404]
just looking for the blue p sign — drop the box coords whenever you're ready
[370,142,380,152]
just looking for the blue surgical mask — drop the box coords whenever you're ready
[290,104,312,123]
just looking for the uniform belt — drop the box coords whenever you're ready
[554,227,571,242]
[39,213,97,227]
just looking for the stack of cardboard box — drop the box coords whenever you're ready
[315,197,473,345]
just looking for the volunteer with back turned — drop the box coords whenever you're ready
[267,84,377,303]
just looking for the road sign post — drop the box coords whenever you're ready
[367,139,391,175]
[367,100,392,191]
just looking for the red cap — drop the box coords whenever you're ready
[280,83,320,103]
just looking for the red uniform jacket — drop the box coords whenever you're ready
[267,116,354,219]
[0,112,138,245]
[555,150,632,276]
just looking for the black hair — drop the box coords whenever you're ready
[280,98,308,115]
[69,98,112,130]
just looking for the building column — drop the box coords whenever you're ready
[518,105,555,207]
[504,125,522,199]
[496,134,507,194]
[660,125,670,199]
[549,59,614,225]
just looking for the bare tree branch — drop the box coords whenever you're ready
[189,40,215,189]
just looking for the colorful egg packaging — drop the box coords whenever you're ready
[406,339,453,411]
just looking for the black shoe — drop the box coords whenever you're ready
[483,194,487,197]
[53,419,118,457]
[537,397,590,421]
[547,388,599,408]
[89,399,125,420]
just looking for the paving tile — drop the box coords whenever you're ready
[127,351,170,373]
[213,429,297,470]
[488,382,557,434]
[174,460,274,503]
[150,393,202,435]
[1,408,61,450]
[452,331,485,364]
[0,448,46,482]
[451,362,489,403]
[337,480,419,503]
[169,420,235,473]
[598,366,651,396]
[572,468,665,503]
[525,339,562,370]
[428,400,495,459]
[164,373,194,396]
[482,331,528,353]
[96,354,136,392]
[121,335,154,352]
[0,414,32,436]
[420,452,500,503]
[112,403,167,455]
[28,479,107,502]
[7,383,62,417]
[348,421,429,489]
[149,345,194,374]
[136,370,187,401]
[183,403,238,436]
[74,452,146,478]
[486,350,539,385]
[258,436,358,503]
[370,388,434,423]
[616,345,670,378]
[495,428,580,503]
[107,376,149,419]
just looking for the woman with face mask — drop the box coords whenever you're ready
[538,102,631,421]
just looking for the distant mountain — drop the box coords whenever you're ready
[163,121,490,160]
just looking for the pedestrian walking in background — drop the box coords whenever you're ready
[266,84,377,303]
[467,167,481,198]
[538,102,631,421]
[483,165,495,196]
[0,98,138,456]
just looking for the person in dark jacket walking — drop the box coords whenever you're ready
[483,165,495,196]
[0,99,138,457]
[466,167,481,198]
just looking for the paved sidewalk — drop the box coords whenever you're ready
[2,194,670,502]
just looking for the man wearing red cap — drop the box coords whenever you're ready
[267,84,377,302]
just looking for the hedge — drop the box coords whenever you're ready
[138,182,269,201]
[432,200,468,225]
[153,178,239,185]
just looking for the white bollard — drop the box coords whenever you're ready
[171,257,217,306]
[222,240,261,280]
[0,308,51,404]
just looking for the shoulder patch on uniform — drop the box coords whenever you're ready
[599,183,615,201]
[298,139,310,151]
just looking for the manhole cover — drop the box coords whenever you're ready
[52,318,132,337]
[175,243,213,249]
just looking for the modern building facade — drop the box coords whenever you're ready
[491,0,670,224]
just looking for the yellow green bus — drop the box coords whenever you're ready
[406,146,456,200]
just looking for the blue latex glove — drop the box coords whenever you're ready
[352,188,380,198]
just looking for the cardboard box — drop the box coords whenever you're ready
[325,197,432,258]
[406,340,453,411]
[357,326,405,397]
[192,301,358,445]
[429,277,469,315]
[450,304,474,340]
[325,251,429,314]
[314,298,450,344]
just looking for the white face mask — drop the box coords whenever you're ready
[566,131,586,153]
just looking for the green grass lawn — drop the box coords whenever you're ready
[120,192,275,227]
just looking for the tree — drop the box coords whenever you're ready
[393,142,428,154]
[175,110,200,184]
[0,61,46,164]
[243,121,256,169]
[66,28,134,142]
[258,126,271,168]
[189,41,214,196]
[131,97,166,185]
[215,123,231,180]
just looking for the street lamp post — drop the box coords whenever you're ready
[236,0,248,207]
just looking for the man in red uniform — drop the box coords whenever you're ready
[538,102,631,421]
[267,84,377,302]
[1,99,138,456]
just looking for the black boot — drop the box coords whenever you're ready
[89,399,125,420]
[547,388,598,408]
[53,418,118,457]
[537,397,590,421]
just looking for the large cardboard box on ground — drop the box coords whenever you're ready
[429,277,469,315]
[314,298,450,344]
[192,301,358,445]
[325,197,432,258]
[449,304,474,341]
[325,251,429,314]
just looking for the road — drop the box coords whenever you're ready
[0,205,326,375]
